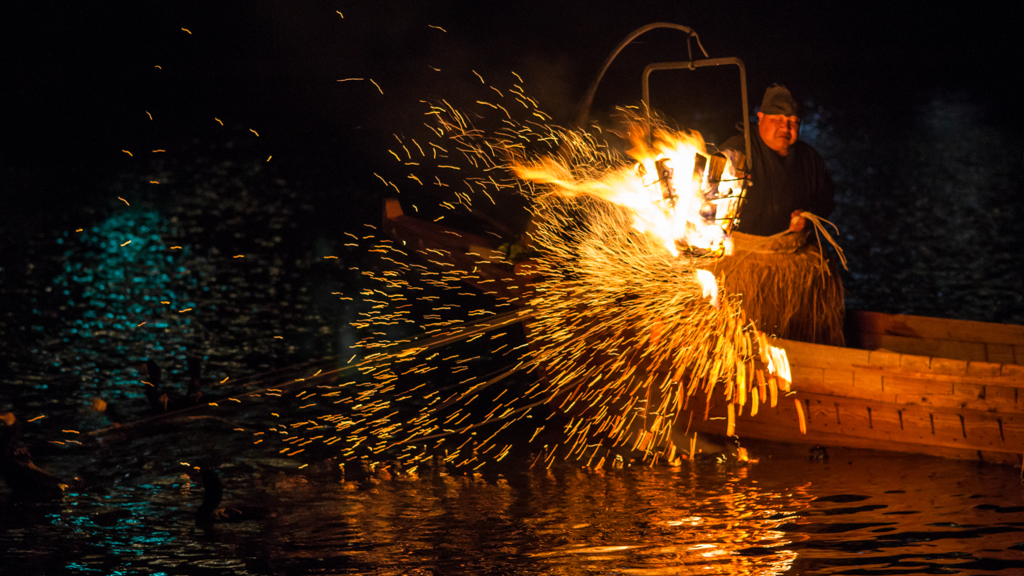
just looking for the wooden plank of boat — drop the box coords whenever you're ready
[382,199,1024,464]
[847,310,1024,365]
[686,337,1024,464]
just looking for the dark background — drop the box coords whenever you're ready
[2,0,1022,321]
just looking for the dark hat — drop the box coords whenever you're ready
[759,84,799,117]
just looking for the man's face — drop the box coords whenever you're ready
[757,112,800,156]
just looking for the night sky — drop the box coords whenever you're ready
[2,1,1021,231]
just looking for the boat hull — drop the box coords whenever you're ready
[687,337,1024,465]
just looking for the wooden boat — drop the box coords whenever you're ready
[704,314,1024,465]
[383,199,1024,466]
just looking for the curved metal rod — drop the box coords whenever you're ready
[572,22,709,127]
[641,58,752,163]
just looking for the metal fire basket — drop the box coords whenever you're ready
[573,23,752,242]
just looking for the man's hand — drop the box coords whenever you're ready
[789,210,806,232]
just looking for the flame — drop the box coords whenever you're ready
[513,117,745,257]
[695,269,719,308]
[765,344,792,388]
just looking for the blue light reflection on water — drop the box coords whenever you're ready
[47,209,198,403]
[2,158,341,431]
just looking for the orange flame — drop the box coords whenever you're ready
[513,122,745,258]
[695,269,719,308]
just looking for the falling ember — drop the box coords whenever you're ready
[763,338,792,387]
[794,397,807,434]
[342,100,784,465]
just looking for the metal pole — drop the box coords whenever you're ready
[641,58,751,163]
[573,23,708,128]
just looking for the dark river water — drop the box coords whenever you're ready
[2,96,1023,575]
[4,438,1024,575]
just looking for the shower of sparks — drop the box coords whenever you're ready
[170,74,793,474]
[516,201,790,465]
[477,108,787,465]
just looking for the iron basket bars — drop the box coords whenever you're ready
[573,23,753,257]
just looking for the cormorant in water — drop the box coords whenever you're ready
[194,466,270,526]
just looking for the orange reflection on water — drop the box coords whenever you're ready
[270,461,815,575]
[259,446,1024,575]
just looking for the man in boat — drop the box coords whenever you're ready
[715,84,845,345]
[721,84,835,236]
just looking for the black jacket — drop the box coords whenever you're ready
[721,131,834,236]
